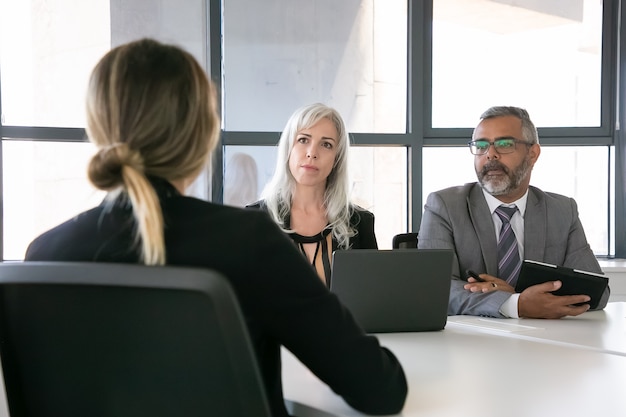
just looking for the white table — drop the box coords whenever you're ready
[448,301,626,356]
[282,302,626,417]
[599,259,626,302]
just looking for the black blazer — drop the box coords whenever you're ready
[25,178,406,417]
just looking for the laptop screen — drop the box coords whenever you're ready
[330,249,453,333]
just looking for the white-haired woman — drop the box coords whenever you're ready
[248,103,377,286]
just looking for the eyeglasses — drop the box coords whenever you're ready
[468,138,532,155]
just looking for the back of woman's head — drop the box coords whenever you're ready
[86,38,220,265]
[87,38,220,186]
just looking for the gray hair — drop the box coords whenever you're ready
[260,103,355,249]
[479,106,539,144]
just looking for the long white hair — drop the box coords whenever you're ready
[261,103,355,249]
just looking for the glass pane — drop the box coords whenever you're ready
[533,146,609,256]
[432,0,602,128]
[351,147,408,249]
[222,0,407,133]
[224,145,407,249]
[0,0,111,127]
[422,146,609,256]
[3,138,211,261]
[3,141,106,260]
[0,0,207,128]
[224,146,277,207]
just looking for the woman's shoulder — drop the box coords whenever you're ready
[347,204,375,229]
[350,204,375,218]
[181,196,273,222]
[24,205,113,260]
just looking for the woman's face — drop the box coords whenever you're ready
[288,117,339,189]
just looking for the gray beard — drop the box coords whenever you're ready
[478,157,531,196]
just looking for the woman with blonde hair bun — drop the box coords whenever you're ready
[25,38,406,417]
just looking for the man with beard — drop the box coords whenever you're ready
[417,106,609,318]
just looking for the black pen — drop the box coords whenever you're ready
[466,269,486,282]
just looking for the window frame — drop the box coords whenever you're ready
[0,0,624,260]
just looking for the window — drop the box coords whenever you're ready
[432,0,603,128]
[2,141,105,260]
[0,0,622,260]
[222,0,407,133]
[0,0,209,260]
[0,0,110,127]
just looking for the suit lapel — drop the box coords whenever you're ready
[468,185,499,275]
[523,187,546,262]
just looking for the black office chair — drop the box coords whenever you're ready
[0,262,271,417]
[392,232,419,249]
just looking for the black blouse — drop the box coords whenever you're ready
[246,201,378,286]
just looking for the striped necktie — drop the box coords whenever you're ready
[495,205,522,285]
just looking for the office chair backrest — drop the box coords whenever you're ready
[392,232,419,249]
[0,262,271,417]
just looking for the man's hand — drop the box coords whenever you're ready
[518,280,590,319]
[464,273,514,293]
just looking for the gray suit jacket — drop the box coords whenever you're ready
[417,183,609,317]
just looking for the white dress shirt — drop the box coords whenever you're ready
[482,189,529,318]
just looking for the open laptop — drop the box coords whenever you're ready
[330,249,453,333]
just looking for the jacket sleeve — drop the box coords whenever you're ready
[418,191,508,317]
[246,213,407,414]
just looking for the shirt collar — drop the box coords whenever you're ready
[482,187,529,218]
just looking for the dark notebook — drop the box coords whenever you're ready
[515,260,609,309]
[330,249,453,333]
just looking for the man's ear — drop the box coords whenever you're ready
[529,143,541,165]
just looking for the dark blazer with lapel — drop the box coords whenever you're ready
[25,179,406,417]
[417,182,609,317]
